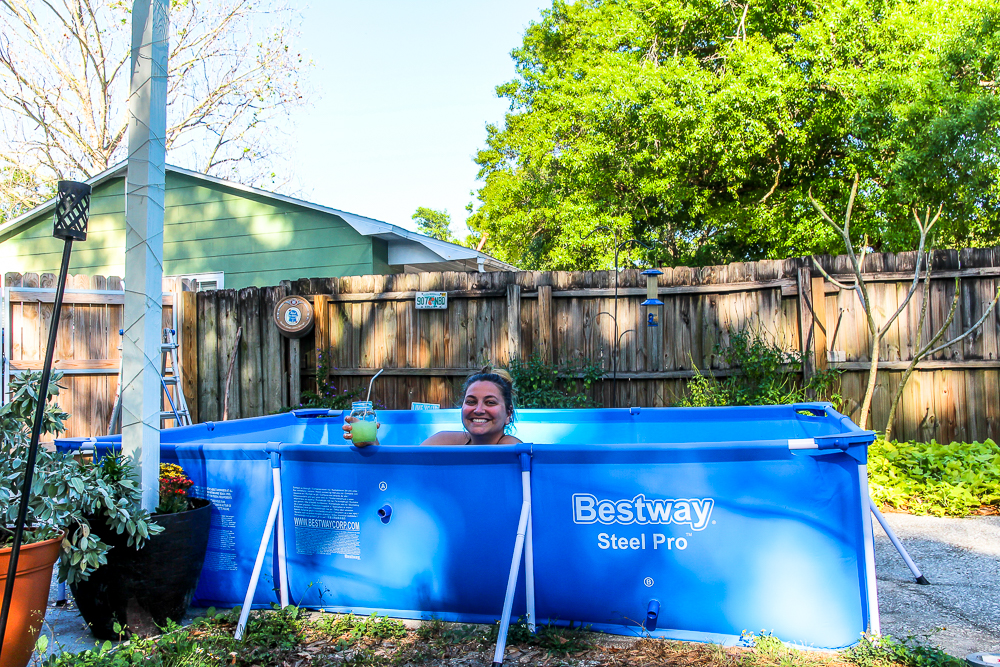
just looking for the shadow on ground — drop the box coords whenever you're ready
[874,512,1000,657]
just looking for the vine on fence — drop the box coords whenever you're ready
[678,326,843,409]
[507,355,605,408]
[296,350,365,411]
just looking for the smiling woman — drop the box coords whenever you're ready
[342,367,522,446]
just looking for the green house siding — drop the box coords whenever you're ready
[0,172,381,289]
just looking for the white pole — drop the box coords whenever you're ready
[492,500,530,667]
[122,0,168,511]
[871,500,926,583]
[859,464,881,634]
[273,466,289,607]
[235,492,281,640]
[522,468,535,633]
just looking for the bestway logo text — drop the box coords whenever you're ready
[572,493,714,531]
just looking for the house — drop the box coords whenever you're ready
[0,163,514,290]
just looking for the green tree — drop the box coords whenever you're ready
[469,0,1000,270]
[412,206,458,243]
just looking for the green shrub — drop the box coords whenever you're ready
[485,617,592,655]
[678,326,843,409]
[845,631,965,667]
[295,349,364,411]
[869,438,1000,516]
[507,355,604,408]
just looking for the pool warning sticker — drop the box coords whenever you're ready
[292,487,361,559]
[196,485,239,572]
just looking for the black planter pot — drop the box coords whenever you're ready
[71,497,212,639]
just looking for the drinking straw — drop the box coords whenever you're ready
[366,369,384,404]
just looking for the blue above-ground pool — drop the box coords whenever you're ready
[58,403,878,649]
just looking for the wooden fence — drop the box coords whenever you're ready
[4,247,1000,443]
[1,273,180,439]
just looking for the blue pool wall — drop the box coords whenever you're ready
[58,403,877,649]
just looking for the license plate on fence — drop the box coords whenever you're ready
[415,292,447,309]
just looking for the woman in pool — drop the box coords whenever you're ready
[342,367,521,446]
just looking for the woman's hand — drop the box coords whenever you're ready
[342,416,380,447]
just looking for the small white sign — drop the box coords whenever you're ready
[411,402,440,410]
[415,291,447,310]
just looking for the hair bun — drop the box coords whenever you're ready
[491,368,513,384]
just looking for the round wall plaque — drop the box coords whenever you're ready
[273,295,314,338]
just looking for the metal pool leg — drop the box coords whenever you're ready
[274,464,290,607]
[859,464,881,635]
[521,454,535,633]
[235,450,288,640]
[870,499,929,585]
[493,453,534,667]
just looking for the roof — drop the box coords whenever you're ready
[0,163,517,273]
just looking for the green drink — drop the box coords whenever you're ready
[351,419,377,444]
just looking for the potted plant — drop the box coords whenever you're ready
[0,372,160,667]
[71,459,212,638]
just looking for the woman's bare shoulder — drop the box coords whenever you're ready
[421,431,470,446]
[499,435,523,444]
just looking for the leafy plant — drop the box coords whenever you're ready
[845,631,965,667]
[507,355,604,408]
[0,371,161,584]
[868,438,1000,516]
[296,349,364,411]
[313,612,407,643]
[739,629,812,667]
[485,617,592,656]
[677,326,843,408]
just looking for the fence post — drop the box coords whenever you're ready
[289,341,301,408]
[797,267,815,383]
[197,291,219,421]
[810,276,828,371]
[314,294,330,387]
[180,290,198,423]
[506,284,521,363]
[238,287,264,418]
[537,285,552,364]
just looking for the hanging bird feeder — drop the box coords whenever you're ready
[641,268,663,327]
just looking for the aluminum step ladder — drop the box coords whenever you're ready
[107,327,191,433]
[160,327,192,427]
[107,330,124,435]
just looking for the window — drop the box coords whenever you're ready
[170,272,224,292]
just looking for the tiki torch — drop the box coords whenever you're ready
[0,181,90,661]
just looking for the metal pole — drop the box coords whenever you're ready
[521,454,535,633]
[871,499,929,584]
[0,239,74,663]
[613,242,619,408]
[492,499,531,667]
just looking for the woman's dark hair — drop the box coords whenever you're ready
[462,366,516,424]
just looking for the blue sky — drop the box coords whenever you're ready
[291,1,550,238]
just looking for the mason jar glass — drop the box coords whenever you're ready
[349,401,378,445]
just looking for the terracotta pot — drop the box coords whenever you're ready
[72,497,211,639]
[0,535,62,667]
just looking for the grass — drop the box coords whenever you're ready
[35,607,957,667]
